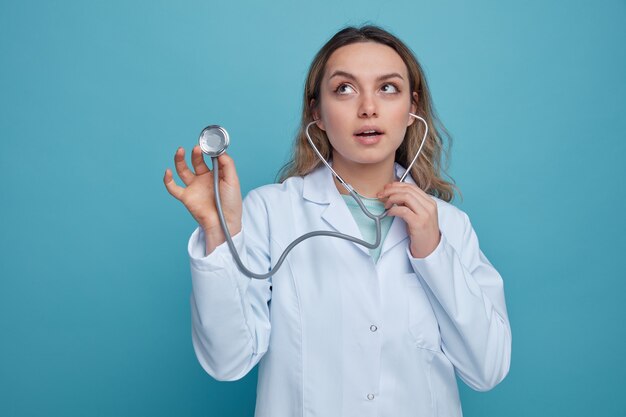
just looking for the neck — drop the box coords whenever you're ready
[331,156,396,198]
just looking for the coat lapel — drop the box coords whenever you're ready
[380,214,408,256]
[301,163,415,257]
[320,197,370,256]
[302,165,369,256]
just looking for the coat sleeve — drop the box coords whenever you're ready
[408,210,512,391]
[188,189,272,381]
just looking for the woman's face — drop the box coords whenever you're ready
[315,41,416,170]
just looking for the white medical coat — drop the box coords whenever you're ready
[188,163,511,417]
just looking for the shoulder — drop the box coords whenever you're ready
[432,196,470,236]
[243,175,305,207]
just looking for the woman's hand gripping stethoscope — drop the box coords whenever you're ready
[377,182,441,259]
[163,146,243,256]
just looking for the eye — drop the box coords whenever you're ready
[380,83,399,94]
[334,83,356,95]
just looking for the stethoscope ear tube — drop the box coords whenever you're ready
[305,113,427,194]
[400,113,428,183]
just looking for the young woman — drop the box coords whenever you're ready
[164,25,511,417]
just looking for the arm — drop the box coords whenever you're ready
[408,212,511,391]
[188,189,273,381]
[379,181,511,391]
[162,147,271,381]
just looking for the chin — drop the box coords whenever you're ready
[332,147,397,168]
[347,155,395,167]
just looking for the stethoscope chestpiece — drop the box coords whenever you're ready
[198,125,230,157]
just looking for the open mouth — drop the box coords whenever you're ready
[355,130,383,137]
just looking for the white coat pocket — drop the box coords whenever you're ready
[404,274,442,352]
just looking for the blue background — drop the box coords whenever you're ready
[1,0,625,416]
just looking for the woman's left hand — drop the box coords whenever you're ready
[377,182,441,259]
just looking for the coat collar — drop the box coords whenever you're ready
[302,162,413,258]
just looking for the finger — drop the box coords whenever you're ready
[387,205,418,223]
[379,181,426,197]
[191,145,210,175]
[216,153,240,186]
[379,183,422,204]
[174,147,195,186]
[383,191,428,214]
[380,182,436,209]
[163,168,185,200]
[381,181,424,191]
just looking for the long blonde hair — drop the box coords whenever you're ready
[278,25,458,202]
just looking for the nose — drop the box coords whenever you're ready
[358,92,377,118]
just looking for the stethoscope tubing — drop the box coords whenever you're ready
[211,113,428,279]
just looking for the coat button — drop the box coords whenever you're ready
[367,393,375,400]
[370,325,378,332]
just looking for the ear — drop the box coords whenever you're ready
[310,99,325,131]
[407,91,419,126]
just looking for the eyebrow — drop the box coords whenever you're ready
[328,70,405,82]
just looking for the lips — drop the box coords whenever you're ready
[353,126,384,145]
[354,126,384,137]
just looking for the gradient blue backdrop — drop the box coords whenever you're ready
[1,0,625,416]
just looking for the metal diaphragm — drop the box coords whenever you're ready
[198,125,230,157]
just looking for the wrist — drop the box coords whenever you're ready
[410,231,441,259]
[201,223,241,256]
[201,227,223,255]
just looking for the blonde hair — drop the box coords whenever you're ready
[278,25,458,202]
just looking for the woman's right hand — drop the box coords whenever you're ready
[163,145,242,252]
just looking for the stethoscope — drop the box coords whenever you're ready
[198,113,428,279]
